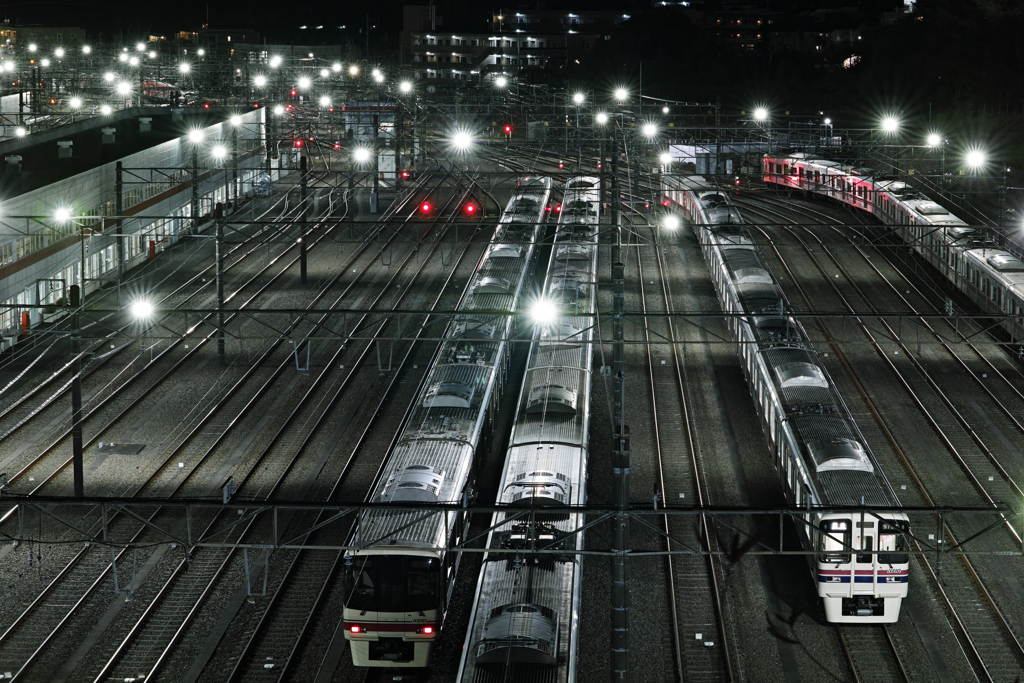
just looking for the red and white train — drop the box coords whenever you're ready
[763,153,1024,351]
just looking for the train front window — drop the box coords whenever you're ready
[345,556,440,613]
[819,520,851,563]
[856,536,873,564]
[878,521,910,565]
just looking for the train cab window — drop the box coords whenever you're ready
[856,535,873,564]
[345,555,441,614]
[877,521,910,564]
[819,520,851,563]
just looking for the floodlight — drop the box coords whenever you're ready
[495,76,507,88]
[212,145,227,158]
[353,148,371,163]
[320,68,329,78]
[274,104,285,115]
[753,107,768,121]
[452,131,472,150]
[103,71,115,82]
[529,299,558,325]
[197,49,205,56]
[14,126,26,137]
[54,48,65,58]
[659,152,672,165]
[100,105,112,115]
[573,92,584,104]
[927,133,941,147]
[82,46,91,54]
[116,81,131,96]
[596,113,608,125]
[69,96,83,108]
[966,150,985,168]
[332,63,342,72]
[662,215,680,230]
[297,76,311,89]
[270,55,282,68]
[130,300,154,319]
[230,115,242,126]
[400,81,412,93]
[319,95,331,107]
[614,88,628,101]
[642,123,657,138]
[54,207,72,223]
[188,130,205,144]
[179,63,190,74]
[349,65,359,76]
[128,56,139,66]
[136,42,145,52]
[253,75,267,87]
[881,116,899,133]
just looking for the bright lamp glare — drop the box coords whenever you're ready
[179,63,190,74]
[103,71,115,82]
[320,68,329,78]
[118,53,128,62]
[753,107,768,121]
[130,300,154,319]
[188,130,204,143]
[28,43,37,52]
[332,63,342,72]
[136,42,145,51]
[881,116,899,133]
[529,299,558,326]
[100,105,112,115]
[14,127,26,137]
[319,96,331,107]
[400,81,412,93]
[128,56,138,66]
[273,105,285,115]
[353,148,371,163]
[614,88,628,101]
[596,112,608,125]
[662,215,680,230]
[69,96,83,108]
[116,82,131,95]
[55,48,65,58]
[254,75,267,87]
[927,133,941,147]
[349,65,359,76]
[966,150,985,168]
[452,131,472,150]
[270,55,282,68]
[148,51,156,59]
[659,152,672,165]
[372,68,382,78]
[3,62,13,72]
[642,123,657,137]
[495,76,507,88]
[230,115,242,126]
[54,208,71,223]
[82,46,91,54]
[298,76,311,89]
[573,92,585,104]
[212,145,227,158]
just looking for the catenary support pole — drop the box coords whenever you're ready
[611,257,630,681]
[70,284,84,498]
[115,161,124,307]
[215,203,225,366]
[299,156,308,284]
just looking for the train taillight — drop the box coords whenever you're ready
[423,626,434,634]
[350,625,361,633]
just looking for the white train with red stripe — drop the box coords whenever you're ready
[663,175,911,623]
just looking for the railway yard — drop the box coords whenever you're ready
[0,81,1022,683]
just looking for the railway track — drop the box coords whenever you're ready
[0,175,459,680]
[836,624,908,683]
[741,199,1024,682]
[634,225,732,682]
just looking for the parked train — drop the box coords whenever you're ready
[342,177,553,668]
[663,175,911,623]
[457,176,600,680]
[763,153,1024,351]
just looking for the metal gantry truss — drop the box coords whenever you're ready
[0,496,1020,559]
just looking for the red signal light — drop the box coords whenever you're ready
[254,103,260,108]
[203,103,210,109]
[504,125,512,134]
[401,170,410,178]
[465,204,476,214]
[295,139,303,147]
[333,143,340,150]
[421,202,431,212]
[558,162,564,169]
[555,204,562,213]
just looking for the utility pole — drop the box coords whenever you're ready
[611,258,630,682]
[115,161,124,307]
[191,145,200,234]
[70,284,84,498]
[611,121,621,266]
[215,203,226,366]
[299,156,308,283]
